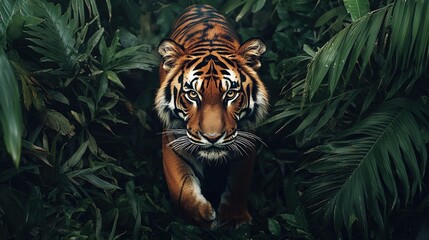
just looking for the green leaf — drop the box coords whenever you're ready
[79,173,120,190]
[108,208,119,240]
[222,0,246,14]
[268,218,281,236]
[44,109,75,137]
[78,96,96,120]
[85,27,104,55]
[235,0,255,22]
[305,6,388,100]
[0,0,17,45]
[48,90,70,105]
[0,49,23,167]
[126,181,141,239]
[251,0,266,13]
[343,0,370,21]
[26,1,78,70]
[97,72,109,102]
[314,7,342,27]
[70,0,85,26]
[301,98,429,237]
[62,140,89,171]
[7,14,25,41]
[94,204,102,238]
[383,0,429,96]
[22,140,51,166]
[106,71,125,89]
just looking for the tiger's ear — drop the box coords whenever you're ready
[237,38,266,70]
[158,39,185,71]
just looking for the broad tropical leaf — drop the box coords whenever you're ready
[300,98,429,236]
[0,49,23,167]
[343,0,369,21]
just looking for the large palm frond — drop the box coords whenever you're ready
[300,98,429,236]
[305,0,429,101]
[267,0,429,141]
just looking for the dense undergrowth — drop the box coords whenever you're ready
[1,0,428,239]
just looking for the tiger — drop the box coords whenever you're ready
[155,4,268,229]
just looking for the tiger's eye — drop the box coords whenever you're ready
[226,90,237,99]
[188,91,198,99]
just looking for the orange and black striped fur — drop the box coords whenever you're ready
[155,4,268,229]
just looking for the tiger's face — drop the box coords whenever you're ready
[155,38,268,161]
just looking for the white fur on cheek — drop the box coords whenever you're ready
[155,87,170,126]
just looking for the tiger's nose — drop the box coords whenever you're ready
[201,132,223,143]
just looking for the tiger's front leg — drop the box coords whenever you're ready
[162,135,217,228]
[217,152,255,228]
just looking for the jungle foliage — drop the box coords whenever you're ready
[0,0,428,239]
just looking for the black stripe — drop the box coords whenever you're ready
[178,73,183,83]
[164,82,171,102]
[186,58,200,68]
[220,70,230,75]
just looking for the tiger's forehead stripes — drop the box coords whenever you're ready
[181,54,242,94]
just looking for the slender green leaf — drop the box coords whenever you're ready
[106,71,125,89]
[235,0,255,22]
[315,7,342,27]
[126,181,141,239]
[85,27,104,55]
[79,173,120,190]
[0,49,23,167]
[108,208,119,240]
[62,140,89,171]
[343,0,370,21]
[252,0,266,13]
[305,6,389,100]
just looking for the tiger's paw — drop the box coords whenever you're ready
[198,200,216,222]
[217,203,252,230]
[184,199,217,229]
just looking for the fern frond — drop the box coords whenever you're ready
[26,1,78,71]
